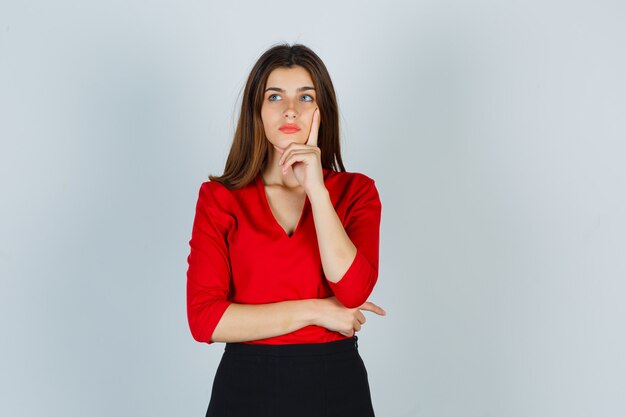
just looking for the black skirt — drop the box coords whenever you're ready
[205,335,376,417]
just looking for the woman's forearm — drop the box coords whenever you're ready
[308,186,356,283]
[210,299,319,343]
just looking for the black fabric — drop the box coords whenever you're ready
[205,335,376,417]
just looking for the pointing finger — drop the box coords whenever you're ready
[359,302,387,316]
[306,108,320,147]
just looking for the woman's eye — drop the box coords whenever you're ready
[268,94,314,102]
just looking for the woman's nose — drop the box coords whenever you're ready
[283,99,298,119]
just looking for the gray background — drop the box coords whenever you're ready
[1,0,625,416]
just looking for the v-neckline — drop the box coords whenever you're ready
[257,173,309,239]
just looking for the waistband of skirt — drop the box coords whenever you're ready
[224,335,359,356]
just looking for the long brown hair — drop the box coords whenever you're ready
[208,43,346,189]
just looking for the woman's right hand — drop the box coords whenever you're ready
[313,296,386,337]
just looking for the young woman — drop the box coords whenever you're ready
[186,43,386,417]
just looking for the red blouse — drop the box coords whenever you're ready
[186,167,382,345]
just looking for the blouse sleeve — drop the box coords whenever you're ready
[327,177,382,308]
[186,182,234,344]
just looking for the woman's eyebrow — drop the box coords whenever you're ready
[264,86,316,93]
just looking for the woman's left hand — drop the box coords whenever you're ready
[277,107,324,194]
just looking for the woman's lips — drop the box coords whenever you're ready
[279,124,301,134]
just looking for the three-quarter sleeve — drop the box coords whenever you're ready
[186,182,234,344]
[328,177,382,308]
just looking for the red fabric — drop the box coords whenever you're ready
[186,167,382,345]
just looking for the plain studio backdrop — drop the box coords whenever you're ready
[1,1,625,416]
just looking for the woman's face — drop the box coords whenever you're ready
[260,65,318,152]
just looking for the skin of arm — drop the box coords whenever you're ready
[307,185,357,284]
[211,295,380,343]
[210,299,318,343]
